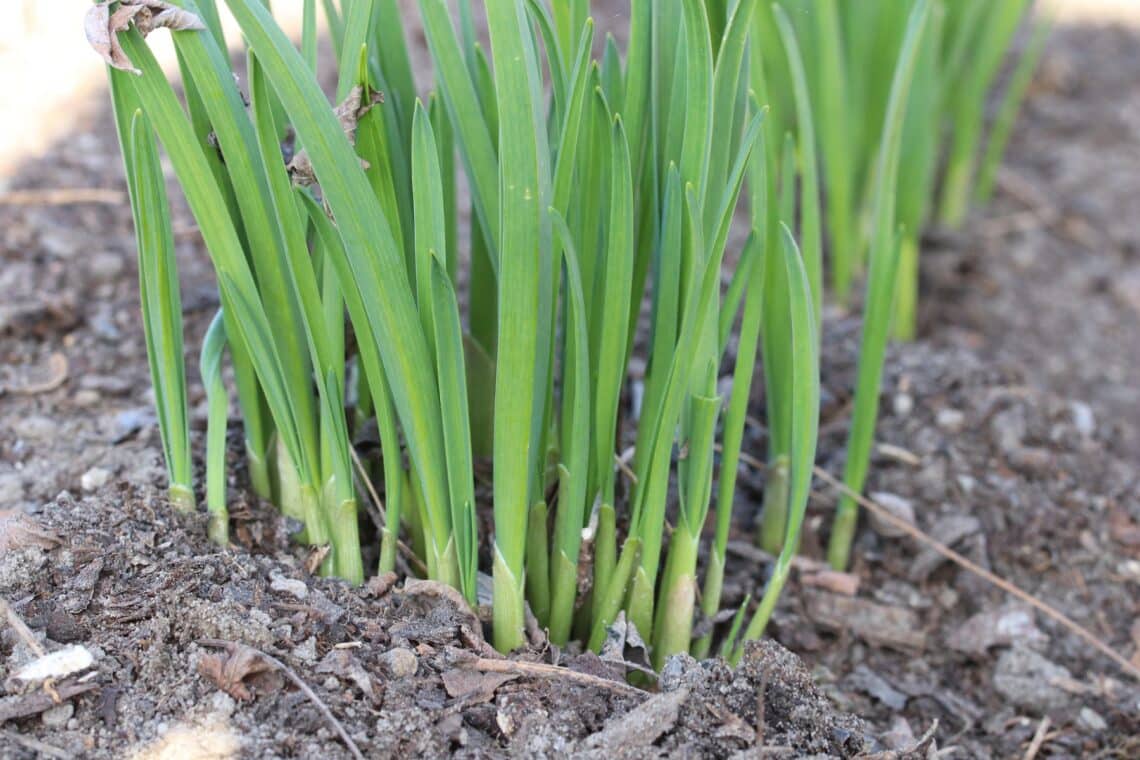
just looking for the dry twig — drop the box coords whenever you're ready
[1022,715,1052,760]
[0,188,125,206]
[0,597,46,657]
[470,657,642,696]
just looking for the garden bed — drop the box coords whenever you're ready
[2,14,1139,760]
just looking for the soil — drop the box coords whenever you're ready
[2,12,1140,760]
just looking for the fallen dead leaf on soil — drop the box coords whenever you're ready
[440,668,517,702]
[197,643,277,701]
[580,688,686,753]
[0,509,60,551]
[599,611,653,675]
[315,649,375,701]
[845,665,908,710]
[401,578,482,634]
[946,603,1047,655]
[364,571,398,598]
[803,590,926,650]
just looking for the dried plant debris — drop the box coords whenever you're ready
[8,645,96,688]
[196,642,278,702]
[84,1,205,75]
[0,509,59,552]
[287,86,383,186]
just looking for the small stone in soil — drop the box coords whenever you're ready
[293,636,318,664]
[379,647,417,679]
[269,572,309,600]
[867,492,916,538]
[1070,401,1096,436]
[0,473,24,502]
[993,646,1073,713]
[41,702,74,728]
[1078,706,1108,732]
[936,407,966,433]
[211,691,236,718]
[893,393,914,417]
[13,415,55,440]
[80,467,110,492]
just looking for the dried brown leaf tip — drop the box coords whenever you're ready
[197,642,276,701]
[84,1,206,75]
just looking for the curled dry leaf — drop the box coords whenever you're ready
[0,509,60,552]
[599,611,653,675]
[440,668,516,703]
[197,643,275,701]
[84,1,205,75]
[130,2,207,37]
[85,3,136,74]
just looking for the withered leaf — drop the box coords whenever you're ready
[0,509,60,552]
[132,2,206,36]
[303,544,331,575]
[599,612,652,674]
[85,3,137,74]
[440,668,517,703]
[287,86,382,186]
[197,643,275,701]
[84,1,205,75]
[315,649,375,700]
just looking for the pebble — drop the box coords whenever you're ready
[88,252,124,283]
[867,492,915,538]
[993,646,1072,713]
[80,467,111,492]
[0,473,25,503]
[1070,401,1095,437]
[13,415,55,440]
[1078,706,1107,732]
[936,408,965,434]
[892,393,914,418]
[322,676,340,691]
[269,572,309,600]
[379,647,418,679]
[211,691,236,718]
[41,702,74,728]
[39,229,84,259]
[293,636,318,664]
[72,389,101,407]
[991,407,1026,455]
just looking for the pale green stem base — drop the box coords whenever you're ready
[827,494,858,571]
[652,528,699,670]
[492,546,526,652]
[169,483,196,514]
[757,456,789,554]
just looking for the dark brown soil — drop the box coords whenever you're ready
[2,16,1139,760]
